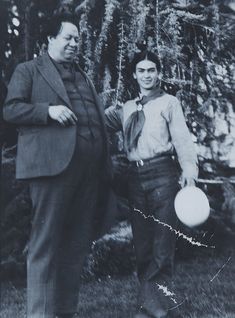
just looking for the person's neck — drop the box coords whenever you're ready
[47,50,72,64]
[140,88,154,96]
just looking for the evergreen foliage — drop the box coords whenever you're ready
[1,0,235,278]
[1,0,234,168]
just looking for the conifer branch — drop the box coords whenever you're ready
[115,21,125,105]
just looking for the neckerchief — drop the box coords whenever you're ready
[124,81,165,152]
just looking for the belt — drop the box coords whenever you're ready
[129,153,173,167]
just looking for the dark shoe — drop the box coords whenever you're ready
[167,311,183,318]
[55,313,78,318]
[134,306,168,318]
[134,313,150,318]
[134,308,151,318]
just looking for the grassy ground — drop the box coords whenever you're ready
[1,247,235,318]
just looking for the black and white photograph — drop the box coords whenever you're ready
[0,1,235,317]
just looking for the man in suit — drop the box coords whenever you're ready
[3,14,115,318]
[0,77,7,154]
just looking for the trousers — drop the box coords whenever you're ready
[128,155,180,318]
[27,135,103,318]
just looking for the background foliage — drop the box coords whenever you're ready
[1,0,235,278]
[1,0,235,167]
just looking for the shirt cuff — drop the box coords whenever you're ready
[181,162,199,180]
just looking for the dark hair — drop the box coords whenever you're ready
[43,14,79,43]
[131,50,161,74]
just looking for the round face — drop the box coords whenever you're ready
[133,60,159,92]
[48,22,79,62]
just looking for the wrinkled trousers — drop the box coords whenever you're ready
[128,155,180,318]
[27,135,103,318]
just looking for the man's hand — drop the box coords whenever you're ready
[48,105,77,126]
[179,173,195,188]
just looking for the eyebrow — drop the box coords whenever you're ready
[64,35,79,38]
[136,67,156,71]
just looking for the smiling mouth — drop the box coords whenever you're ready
[66,49,76,53]
[142,81,152,84]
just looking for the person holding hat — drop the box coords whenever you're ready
[105,50,198,318]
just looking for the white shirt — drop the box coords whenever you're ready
[105,93,198,179]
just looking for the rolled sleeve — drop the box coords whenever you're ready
[105,105,123,133]
[167,97,198,179]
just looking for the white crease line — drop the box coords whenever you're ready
[156,283,177,304]
[133,207,215,248]
[169,298,187,311]
[209,233,214,241]
[210,256,232,282]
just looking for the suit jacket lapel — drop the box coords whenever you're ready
[36,53,72,108]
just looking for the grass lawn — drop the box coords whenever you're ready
[1,247,235,318]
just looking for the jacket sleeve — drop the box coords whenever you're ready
[104,105,123,133]
[3,63,50,125]
[166,96,198,179]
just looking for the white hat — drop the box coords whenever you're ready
[174,186,210,227]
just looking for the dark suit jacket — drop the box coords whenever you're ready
[3,53,111,180]
[0,79,7,148]
[3,53,117,239]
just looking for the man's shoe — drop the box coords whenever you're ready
[134,314,150,318]
[134,307,151,318]
[134,313,150,318]
[55,313,78,318]
[167,312,182,318]
[134,307,171,318]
